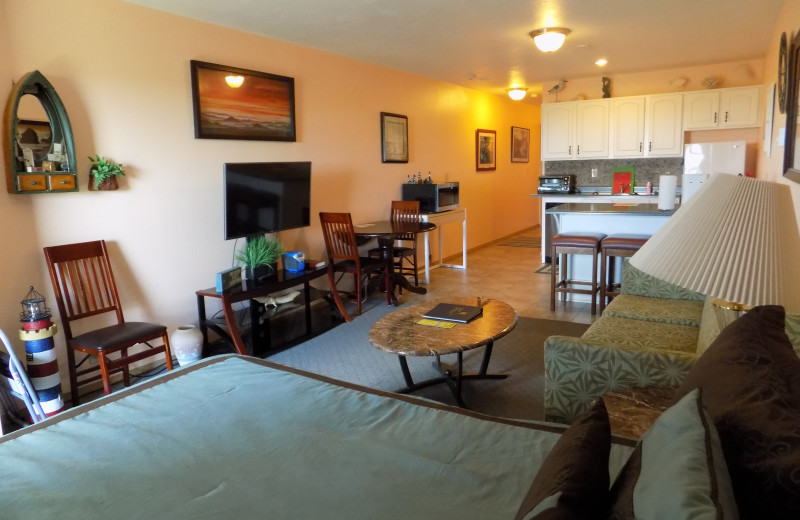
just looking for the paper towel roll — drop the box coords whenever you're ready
[658,175,677,210]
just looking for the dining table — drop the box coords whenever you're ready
[353,220,436,306]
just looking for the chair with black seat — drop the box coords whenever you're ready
[369,200,421,292]
[43,240,173,406]
[319,212,385,319]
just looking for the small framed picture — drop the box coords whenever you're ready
[381,112,408,163]
[476,129,496,171]
[511,126,530,163]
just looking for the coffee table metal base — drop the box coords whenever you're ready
[396,340,507,408]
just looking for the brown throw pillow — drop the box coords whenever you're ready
[672,305,800,519]
[515,398,611,520]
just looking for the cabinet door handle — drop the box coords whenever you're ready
[30,181,37,185]
[577,145,580,155]
[60,180,67,184]
[639,142,642,152]
[648,142,652,152]
[568,145,572,155]
[725,111,729,123]
[714,112,718,123]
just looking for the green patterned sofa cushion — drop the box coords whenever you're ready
[544,334,696,424]
[603,294,704,327]
[785,313,800,357]
[620,260,704,301]
[581,317,699,355]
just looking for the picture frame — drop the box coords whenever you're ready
[380,112,408,163]
[190,60,296,141]
[510,126,530,163]
[476,129,496,171]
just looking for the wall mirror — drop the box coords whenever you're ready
[783,31,800,183]
[3,70,78,193]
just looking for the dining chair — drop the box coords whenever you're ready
[319,212,384,318]
[43,240,173,406]
[369,200,421,292]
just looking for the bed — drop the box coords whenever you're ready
[0,354,634,519]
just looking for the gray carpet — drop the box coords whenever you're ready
[267,302,589,420]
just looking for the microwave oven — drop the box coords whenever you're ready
[538,175,576,194]
[402,182,459,213]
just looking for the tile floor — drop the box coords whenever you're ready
[398,225,598,325]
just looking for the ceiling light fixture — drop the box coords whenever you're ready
[507,87,528,101]
[225,75,244,88]
[529,27,571,53]
[595,58,608,66]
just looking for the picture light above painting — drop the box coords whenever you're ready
[189,60,296,142]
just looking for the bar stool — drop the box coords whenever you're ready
[600,234,651,313]
[550,232,606,315]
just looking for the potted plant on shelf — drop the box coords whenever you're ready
[234,235,284,281]
[88,154,125,191]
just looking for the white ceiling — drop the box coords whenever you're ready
[124,0,783,102]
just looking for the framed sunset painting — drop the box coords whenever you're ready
[190,60,296,141]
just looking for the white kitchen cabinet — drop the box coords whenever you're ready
[575,99,609,158]
[541,102,576,160]
[645,93,683,157]
[683,86,761,130]
[610,96,646,157]
[541,100,609,160]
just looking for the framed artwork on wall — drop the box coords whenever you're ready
[510,126,530,163]
[380,112,408,163]
[190,60,296,141]
[476,129,496,171]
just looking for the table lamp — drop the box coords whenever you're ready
[629,174,800,323]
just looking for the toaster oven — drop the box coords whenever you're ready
[538,175,576,194]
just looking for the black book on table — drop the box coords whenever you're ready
[423,303,483,323]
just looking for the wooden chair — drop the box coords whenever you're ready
[369,200,421,291]
[43,240,173,406]
[319,212,384,319]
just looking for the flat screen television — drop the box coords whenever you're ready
[223,161,311,240]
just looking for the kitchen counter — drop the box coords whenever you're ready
[533,191,679,262]
[546,202,680,216]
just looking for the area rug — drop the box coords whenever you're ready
[267,302,589,421]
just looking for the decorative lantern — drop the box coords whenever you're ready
[18,286,64,417]
[20,286,51,323]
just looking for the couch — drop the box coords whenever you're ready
[544,261,800,424]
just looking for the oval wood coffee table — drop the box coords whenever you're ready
[368,297,517,407]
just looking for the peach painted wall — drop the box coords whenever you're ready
[757,0,800,232]
[0,0,540,379]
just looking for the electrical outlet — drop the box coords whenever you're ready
[591,168,598,178]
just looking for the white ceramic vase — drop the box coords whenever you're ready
[171,325,204,366]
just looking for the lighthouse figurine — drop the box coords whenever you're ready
[19,286,64,416]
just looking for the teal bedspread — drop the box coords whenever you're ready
[0,355,632,519]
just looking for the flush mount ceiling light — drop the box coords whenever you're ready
[595,58,608,66]
[225,75,244,88]
[507,87,528,100]
[529,27,571,53]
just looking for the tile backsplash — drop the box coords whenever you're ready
[543,157,685,190]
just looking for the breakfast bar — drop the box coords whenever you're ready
[545,202,680,300]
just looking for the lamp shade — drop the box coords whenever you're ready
[507,88,527,100]
[529,27,570,53]
[629,174,800,313]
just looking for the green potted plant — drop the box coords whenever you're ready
[88,154,125,191]
[234,235,284,280]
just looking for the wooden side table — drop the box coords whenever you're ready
[604,386,676,439]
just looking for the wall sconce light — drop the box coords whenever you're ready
[225,75,244,88]
[529,27,571,53]
[507,87,528,101]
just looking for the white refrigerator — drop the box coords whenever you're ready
[682,141,747,202]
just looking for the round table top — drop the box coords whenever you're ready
[353,220,436,238]
[368,297,517,357]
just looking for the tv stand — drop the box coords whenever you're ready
[196,266,338,356]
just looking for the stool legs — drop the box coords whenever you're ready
[550,244,601,315]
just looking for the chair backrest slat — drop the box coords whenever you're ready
[44,241,124,339]
[319,212,359,262]
[391,200,420,241]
